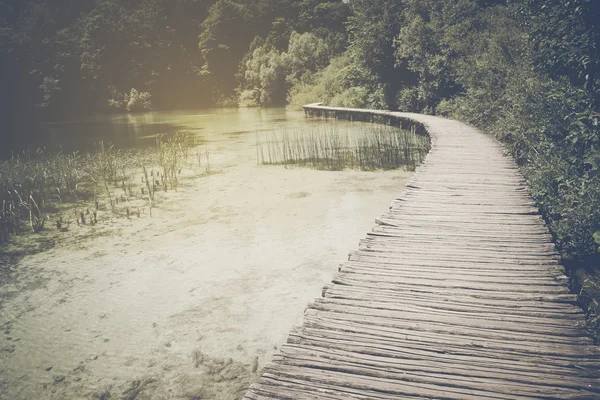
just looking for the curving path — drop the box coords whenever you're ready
[244,104,600,399]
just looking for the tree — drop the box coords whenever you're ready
[345,0,405,108]
[524,0,600,102]
[238,31,332,106]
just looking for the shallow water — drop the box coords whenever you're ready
[19,108,316,154]
[0,108,414,399]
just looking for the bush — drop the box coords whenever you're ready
[288,56,346,108]
[238,89,260,107]
[107,85,127,110]
[126,88,152,112]
[285,31,331,83]
[239,44,286,106]
[288,54,382,109]
[330,87,369,108]
[396,87,421,112]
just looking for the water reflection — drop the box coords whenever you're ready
[5,108,306,158]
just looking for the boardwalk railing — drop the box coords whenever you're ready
[244,104,600,399]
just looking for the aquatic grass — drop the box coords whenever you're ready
[0,148,96,238]
[197,146,212,174]
[0,132,194,246]
[142,165,156,202]
[156,132,190,190]
[98,141,120,183]
[257,124,429,171]
[204,146,211,174]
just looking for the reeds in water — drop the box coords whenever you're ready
[0,148,94,241]
[0,132,192,246]
[155,132,190,190]
[257,124,429,171]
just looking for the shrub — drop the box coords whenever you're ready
[107,85,127,110]
[330,87,369,108]
[126,88,152,112]
[288,54,357,109]
[238,31,334,106]
[238,89,260,107]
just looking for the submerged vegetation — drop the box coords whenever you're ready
[258,124,429,171]
[0,134,192,246]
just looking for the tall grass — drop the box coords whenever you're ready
[0,132,193,246]
[0,149,94,242]
[99,141,120,183]
[257,124,429,171]
[155,132,190,191]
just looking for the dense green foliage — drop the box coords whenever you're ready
[238,31,334,106]
[0,0,350,131]
[1,0,209,119]
[256,124,429,171]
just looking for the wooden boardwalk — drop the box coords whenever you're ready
[244,104,600,399]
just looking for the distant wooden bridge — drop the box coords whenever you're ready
[244,104,600,399]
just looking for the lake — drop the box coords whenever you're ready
[5,108,317,156]
[0,108,414,399]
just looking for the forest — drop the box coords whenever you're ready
[1,0,600,336]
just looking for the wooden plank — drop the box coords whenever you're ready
[375,218,552,234]
[339,263,566,282]
[330,276,577,303]
[290,324,600,369]
[323,284,582,313]
[350,251,561,266]
[313,296,581,328]
[324,285,585,319]
[304,305,592,343]
[348,252,562,267]
[333,271,571,294]
[357,242,560,257]
[361,236,557,251]
[258,367,526,400]
[309,299,585,336]
[368,229,555,244]
[274,345,600,395]
[341,258,566,273]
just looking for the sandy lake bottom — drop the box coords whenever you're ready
[0,110,414,399]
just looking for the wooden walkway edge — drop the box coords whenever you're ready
[244,104,600,399]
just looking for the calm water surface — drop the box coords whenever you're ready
[34,108,310,154]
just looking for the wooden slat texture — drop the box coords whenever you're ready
[244,104,600,399]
